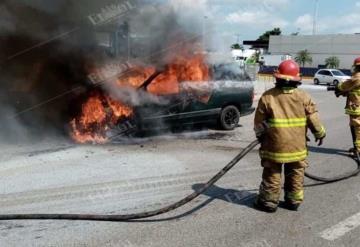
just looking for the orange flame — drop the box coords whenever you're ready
[70,91,133,144]
[70,50,210,144]
[149,54,210,95]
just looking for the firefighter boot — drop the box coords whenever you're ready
[253,198,278,213]
[349,126,357,155]
[282,201,300,211]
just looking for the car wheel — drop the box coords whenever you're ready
[219,105,240,130]
[314,78,320,85]
[333,80,339,86]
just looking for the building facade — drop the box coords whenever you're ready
[269,34,360,69]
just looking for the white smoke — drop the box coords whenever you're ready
[0,106,32,143]
[99,0,215,104]
[103,81,168,106]
[100,0,253,107]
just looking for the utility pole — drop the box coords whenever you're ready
[313,0,320,35]
[202,16,208,48]
[235,34,241,44]
[127,33,130,62]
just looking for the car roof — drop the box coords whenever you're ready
[317,69,341,72]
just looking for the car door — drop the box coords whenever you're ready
[178,82,219,125]
[134,93,187,130]
[323,70,333,84]
[316,70,325,83]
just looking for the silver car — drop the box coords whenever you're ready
[314,69,351,86]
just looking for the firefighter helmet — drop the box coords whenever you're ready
[354,57,360,66]
[274,60,301,82]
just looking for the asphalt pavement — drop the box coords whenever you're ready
[0,82,359,247]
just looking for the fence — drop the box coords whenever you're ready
[258,66,351,77]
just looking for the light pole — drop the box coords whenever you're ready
[202,16,208,49]
[127,33,130,62]
[235,34,241,44]
[313,0,320,35]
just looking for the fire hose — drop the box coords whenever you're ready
[0,138,359,222]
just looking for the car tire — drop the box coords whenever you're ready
[219,105,240,130]
[333,80,339,86]
[314,78,319,85]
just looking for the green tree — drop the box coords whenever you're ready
[231,43,244,50]
[245,55,257,65]
[325,56,340,69]
[295,50,313,67]
[257,28,282,42]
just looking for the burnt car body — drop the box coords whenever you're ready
[133,63,255,133]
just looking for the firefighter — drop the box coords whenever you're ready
[254,60,326,213]
[335,58,360,153]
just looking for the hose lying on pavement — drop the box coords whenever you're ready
[0,140,260,222]
[0,139,359,221]
[304,149,360,183]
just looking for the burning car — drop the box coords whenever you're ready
[70,53,255,144]
[135,63,255,134]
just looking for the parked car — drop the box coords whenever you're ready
[134,63,255,133]
[314,69,351,86]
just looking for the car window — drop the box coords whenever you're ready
[323,70,332,76]
[331,70,345,76]
[180,81,212,103]
[212,64,251,81]
[317,70,325,75]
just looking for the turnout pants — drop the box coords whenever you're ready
[257,160,308,208]
[350,116,360,151]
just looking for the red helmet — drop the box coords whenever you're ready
[274,60,301,82]
[354,57,360,66]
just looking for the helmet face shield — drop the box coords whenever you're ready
[352,65,360,74]
[275,78,302,88]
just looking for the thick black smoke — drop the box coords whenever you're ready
[0,0,211,143]
[0,0,138,142]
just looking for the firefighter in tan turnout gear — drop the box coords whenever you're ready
[254,60,326,213]
[335,57,360,153]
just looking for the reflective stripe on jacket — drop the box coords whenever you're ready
[337,73,360,116]
[254,87,325,163]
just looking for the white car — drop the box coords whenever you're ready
[314,69,351,86]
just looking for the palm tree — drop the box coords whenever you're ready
[295,50,313,67]
[231,43,244,50]
[325,56,340,69]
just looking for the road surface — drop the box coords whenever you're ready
[0,82,359,247]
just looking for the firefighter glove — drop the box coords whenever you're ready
[254,121,270,142]
[334,87,342,97]
[315,134,326,146]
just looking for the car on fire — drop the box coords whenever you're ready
[70,60,255,143]
[133,63,255,133]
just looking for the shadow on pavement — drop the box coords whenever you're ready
[192,184,258,209]
[130,184,259,223]
[308,146,350,158]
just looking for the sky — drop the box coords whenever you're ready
[139,0,360,51]
[209,0,360,41]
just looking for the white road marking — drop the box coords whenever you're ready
[319,212,360,241]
